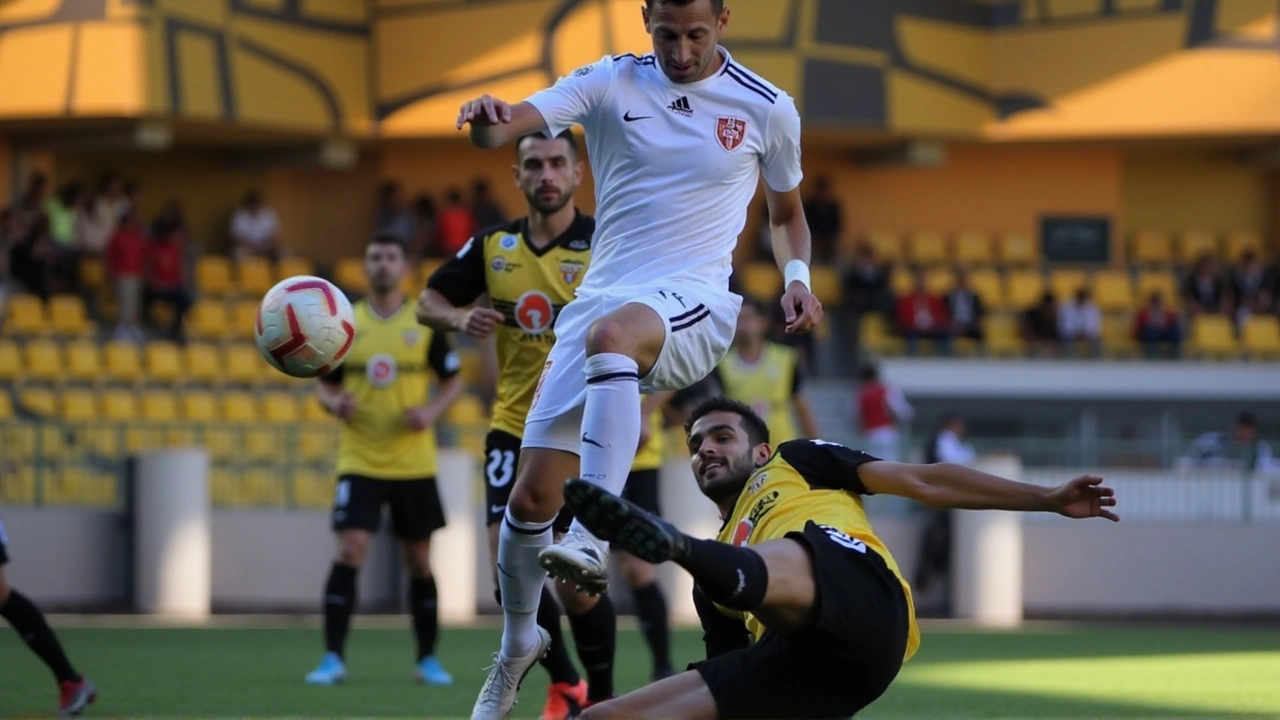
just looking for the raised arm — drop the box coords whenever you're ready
[456,99,549,149]
[762,94,821,335]
[456,56,614,149]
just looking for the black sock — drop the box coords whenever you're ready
[409,576,439,661]
[535,586,582,686]
[677,539,769,612]
[323,563,358,659]
[567,594,616,702]
[631,582,673,676]
[1,590,80,684]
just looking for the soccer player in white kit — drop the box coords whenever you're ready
[455,1,822,716]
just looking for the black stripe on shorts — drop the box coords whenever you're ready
[672,309,711,332]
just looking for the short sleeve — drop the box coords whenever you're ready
[761,93,803,193]
[524,56,615,136]
[426,332,461,380]
[426,234,487,306]
[777,439,879,494]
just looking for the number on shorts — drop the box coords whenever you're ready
[486,449,516,489]
[334,479,350,508]
[819,524,867,553]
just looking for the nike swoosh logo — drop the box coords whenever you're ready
[581,432,606,449]
[496,562,516,580]
[490,505,506,515]
[623,111,653,122]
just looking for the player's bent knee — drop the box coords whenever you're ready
[585,316,635,356]
[336,532,372,568]
[507,480,564,524]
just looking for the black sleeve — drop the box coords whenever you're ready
[320,365,344,385]
[426,331,460,380]
[777,439,879,494]
[425,235,487,306]
[693,585,751,660]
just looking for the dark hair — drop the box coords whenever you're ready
[516,129,579,159]
[740,295,768,316]
[1237,412,1258,428]
[646,0,724,13]
[367,232,407,252]
[859,364,879,382]
[445,187,463,204]
[685,396,770,447]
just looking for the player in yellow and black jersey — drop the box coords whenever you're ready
[305,234,463,688]
[564,397,1120,720]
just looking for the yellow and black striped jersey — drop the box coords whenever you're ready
[712,343,803,444]
[427,213,593,437]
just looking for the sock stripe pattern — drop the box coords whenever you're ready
[579,353,643,497]
[503,516,554,535]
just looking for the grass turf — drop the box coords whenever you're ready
[1,623,1278,718]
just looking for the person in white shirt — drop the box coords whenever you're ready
[452,0,822,716]
[230,191,284,260]
[914,414,976,607]
[1057,288,1101,357]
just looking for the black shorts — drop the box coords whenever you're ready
[692,521,911,719]
[621,468,661,515]
[484,429,576,533]
[332,475,446,541]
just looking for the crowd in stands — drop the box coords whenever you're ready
[371,179,507,262]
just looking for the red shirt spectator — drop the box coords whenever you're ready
[106,220,145,277]
[896,289,948,334]
[146,235,186,290]
[436,189,475,255]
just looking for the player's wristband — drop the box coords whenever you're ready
[784,259,811,291]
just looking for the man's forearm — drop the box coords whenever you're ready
[769,215,811,273]
[917,463,1053,512]
[416,289,466,331]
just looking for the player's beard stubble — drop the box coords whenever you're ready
[696,450,757,507]
[526,182,571,216]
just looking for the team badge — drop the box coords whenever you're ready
[366,353,398,388]
[402,330,420,347]
[747,472,769,495]
[491,257,506,272]
[559,260,584,284]
[731,518,754,546]
[514,290,555,333]
[573,65,594,77]
[500,234,519,251]
[715,116,748,152]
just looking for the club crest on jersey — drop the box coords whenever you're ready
[748,472,769,495]
[559,260,584,285]
[500,234,519,251]
[514,290,555,333]
[402,330,420,347]
[716,116,748,152]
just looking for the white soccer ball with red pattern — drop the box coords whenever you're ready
[255,276,356,378]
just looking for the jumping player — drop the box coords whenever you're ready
[455,1,821,715]
[563,398,1121,719]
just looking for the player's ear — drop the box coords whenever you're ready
[511,163,520,186]
[718,5,730,33]
[752,442,771,466]
[573,161,584,185]
[641,3,651,32]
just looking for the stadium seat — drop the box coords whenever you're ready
[235,257,275,296]
[1005,270,1045,310]
[810,265,842,306]
[1049,269,1088,301]
[1178,230,1218,265]
[1130,230,1173,266]
[64,340,103,383]
[967,269,1004,310]
[141,390,179,421]
[292,468,333,509]
[997,232,1036,267]
[1241,315,1280,360]
[889,266,915,296]
[983,314,1025,357]
[183,343,223,385]
[1092,271,1134,312]
[144,341,183,384]
[60,388,99,421]
[864,231,901,262]
[188,300,231,341]
[18,387,57,417]
[1188,315,1237,359]
[334,258,367,294]
[276,257,316,282]
[1225,230,1263,262]
[225,343,267,385]
[101,389,138,421]
[79,257,107,294]
[299,427,337,462]
[229,300,260,341]
[924,267,955,295]
[49,295,93,337]
[953,230,992,265]
[739,262,782,300]
[241,468,288,506]
[446,393,487,427]
[1136,271,1179,307]
[0,391,10,420]
[104,341,143,384]
[196,256,233,297]
[222,391,259,422]
[1100,313,1139,358]
[4,294,46,336]
[22,339,63,383]
[858,313,903,356]
[302,394,331,422]
[0,340,22,382]
[181,390,219,421]
[261,392,300,422]
[907,231,949,266]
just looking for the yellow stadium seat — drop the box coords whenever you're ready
[22,339,63,383]
[1130,230,1173,265]
[953,231,992,265]
[261,392,300,422]
[101,389,138,421]
[182,390,219,421]
[924,267,955,295]
[401,271,421,298]
[302,394,331,422]
[966,269,1004,309]
[299,427,337,462]
[1242,315,1280,360]
[1092,271,1134,312]
[79,257,107,293]
[64,340,102,383]
[291,468,333,509]
[997,232,1037,267]
[810,265,841,306]
[446,393,487,427]
[420,258,445,284]
[183,343,223,385]
[222,391,259,422]
[104,341,143,384]
[984,314,1025,357]
[276,257,316,282]
[1225,230,1263,262]
[225,344,267,385]
[1005,270,1045,310]
[242,468,288,506]
[229,300,259,342]
[210,467,241,507]
[859,313,903,356]
[864,231,901,262]
[455,346,487,390]
[60,388,99,421]
[188,300,230,341]
[739,262,781,300]
[0,462,33,504]
[1136,271,1179,306]
[907,231,949,266]
[890,267,915,296]
[141,391,179,421]
[0,391,10,420]
[335,258,366,294]
[19,387,57,417]
[235,257,275,297]
[1049,269,1089,301]
[4,294,46,336]
[196,256,233,297]
[1178,230,1218,265]
[49,295,93,338]
[144,341,183,384]
[0,340,20,382]
[1100,313,1139,358]
[1188,315,1237,359]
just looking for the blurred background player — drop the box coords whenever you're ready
[853,364,913,462]
[419,130,615,718]
[0,515,97,716]
[913,413,977,615]
[709,297,819,444]
[305,234,463,687]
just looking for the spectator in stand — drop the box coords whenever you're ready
[75,185,115,257]
[840,243,891,360]
[1058,288,1102,357]
[408,194,439,261]
[1023,291,1059,357]
[98,173,130,223]
[10,216,62,299]
[230,190,285,260]
[896,267,950,356]
[106,212,147,342]
[13,173,47,240]
[121,178,141,221]
[1184,412,1277,472]
[913,413,976,609]
[374,181,414,242]
[802,175,842,264]
[435,188,475,256]
[471,179,506,229]
[852,364,913,461]
[1182,255,1230,315]
[144,216,192,343]
[0,208,15,316]
[1231,250,1273,325]
[46,182,82,250]
[946,268,984,342]
[1134,292,1181,359]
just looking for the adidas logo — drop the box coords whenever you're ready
[668,96,692,116]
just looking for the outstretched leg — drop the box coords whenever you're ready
[579,670,716,720]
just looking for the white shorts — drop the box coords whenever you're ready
[522,284,742,453]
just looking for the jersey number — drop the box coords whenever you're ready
[486,449,516,488]
[334,479,351,509]
[819,524,867,553]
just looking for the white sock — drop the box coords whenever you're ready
[497,511,552,657]
[579,352,641,499]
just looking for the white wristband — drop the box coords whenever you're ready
[783,259,811,291]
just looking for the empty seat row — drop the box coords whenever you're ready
[193,256,317,297]
[1130,229,1263,266]
[2,294,94,337]
[333,257,445,296]
[0,339,308,386]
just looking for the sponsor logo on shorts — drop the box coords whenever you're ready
[819,524,867,553]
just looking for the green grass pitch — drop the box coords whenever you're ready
[2,622,1279,718]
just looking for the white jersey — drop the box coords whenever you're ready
[525,48,803,295]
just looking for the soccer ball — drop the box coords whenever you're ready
[254,276,356,378]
